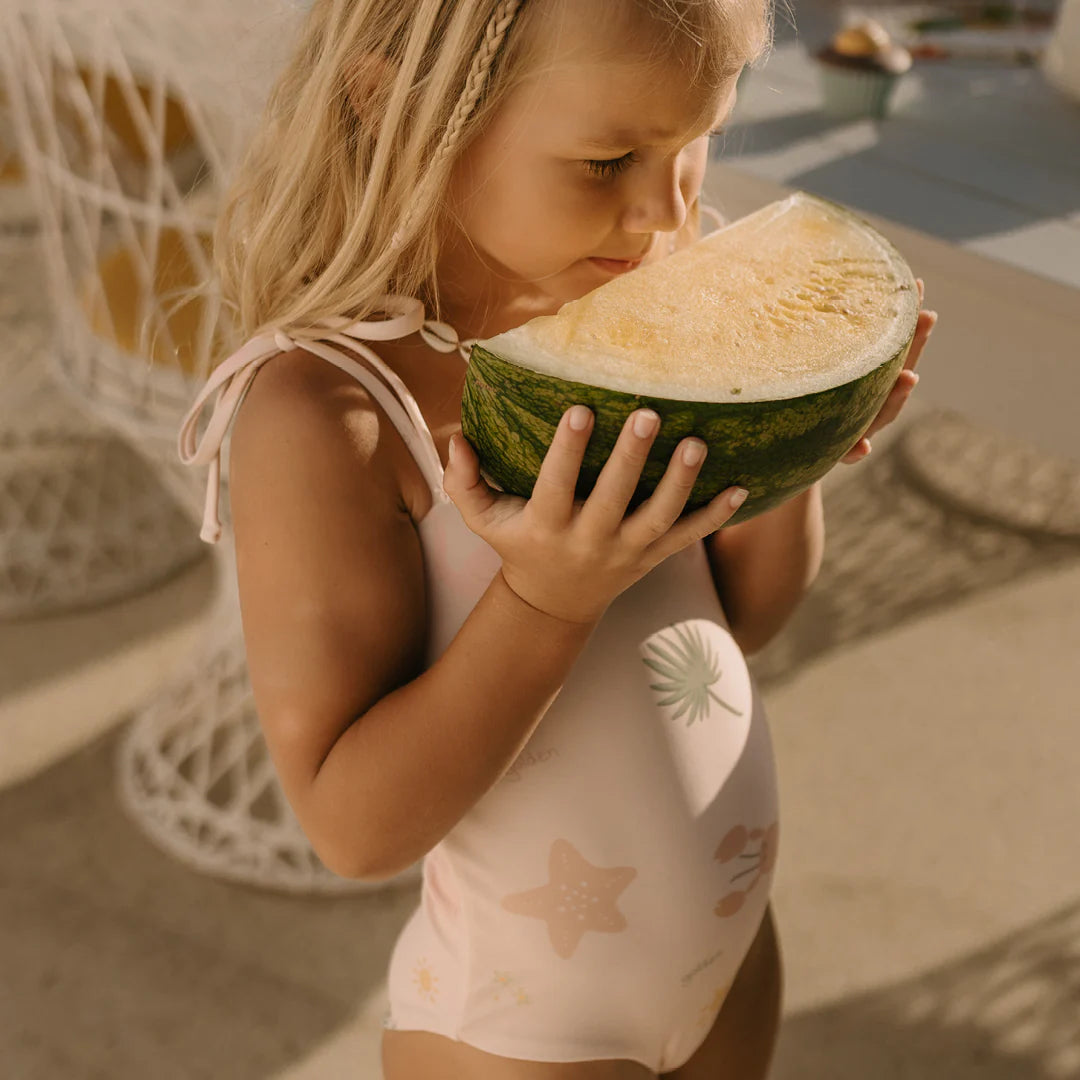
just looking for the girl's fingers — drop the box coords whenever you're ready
[879,372,918,428]
[905,309,937,372]
[917,278,924,304]
[862,369,919,442]
[618,434,711,546]
[528,406,595,527]
[641,484,750,562]
[577,409,663,534]
[844,352,926,463]
[442,433,502,527]
[841,438,871,464]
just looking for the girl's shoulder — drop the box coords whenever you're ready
[235,344,405,505]
[232,337,461,526]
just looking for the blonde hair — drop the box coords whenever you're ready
[215,0,775,343]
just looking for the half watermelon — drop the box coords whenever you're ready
[461,191,919,525]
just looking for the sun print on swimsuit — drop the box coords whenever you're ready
[412,956,440,1003]
[641,621,744,726]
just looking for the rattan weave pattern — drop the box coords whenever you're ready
[0,230,203,619]
[0,0,415,894]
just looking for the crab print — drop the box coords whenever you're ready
[713,822,779,918]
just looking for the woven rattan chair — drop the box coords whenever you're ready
[0,84,38,227]
[0,31,205,617]
[0,227,204,619]
[1,0,417,893]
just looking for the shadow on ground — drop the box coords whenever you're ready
[750,410,1080,691]
[0,723,419,1079]
[775,900,1080,1079]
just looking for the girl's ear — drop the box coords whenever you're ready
[344,53,397,121]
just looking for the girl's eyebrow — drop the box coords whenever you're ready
[580,126,681,150]
[577,118,728,151]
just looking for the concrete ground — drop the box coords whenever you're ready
[1,4,1078,1078]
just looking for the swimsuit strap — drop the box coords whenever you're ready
[177,294,477,543]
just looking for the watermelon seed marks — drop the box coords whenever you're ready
[641,622,744,726]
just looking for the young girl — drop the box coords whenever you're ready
[180,1,935,1076]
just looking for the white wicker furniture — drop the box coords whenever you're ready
[0,222,206,618]
[0,72,203,617]
[1,0,417,893]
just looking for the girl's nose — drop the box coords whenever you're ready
[621,159,689,236]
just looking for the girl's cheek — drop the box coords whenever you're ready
[681,142,709,199]
[544,173,614,228]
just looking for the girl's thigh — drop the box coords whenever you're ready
[660,903,782,1080]
[381,1029,658,1080]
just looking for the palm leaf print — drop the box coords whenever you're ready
[642,622,744,726]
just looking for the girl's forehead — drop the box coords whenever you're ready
[515,56,736,144]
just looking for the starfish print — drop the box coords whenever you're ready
[500,838,638,959]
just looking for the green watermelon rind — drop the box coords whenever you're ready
[461,335,914,527]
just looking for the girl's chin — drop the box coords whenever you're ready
[544,255,631,291]
[496,262,601,308]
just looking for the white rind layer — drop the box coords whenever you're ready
[480,193,919,404]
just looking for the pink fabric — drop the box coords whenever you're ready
[178,240,778,1072]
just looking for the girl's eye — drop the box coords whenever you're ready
[583,128,725,180]
[583,151,638,180]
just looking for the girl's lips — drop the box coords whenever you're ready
[588,256,643,274]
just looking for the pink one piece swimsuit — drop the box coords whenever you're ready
[179,269,780,1075]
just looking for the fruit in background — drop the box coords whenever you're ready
[815,17,913,117]
[833,19,892,56]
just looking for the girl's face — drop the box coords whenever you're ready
[438,20,741,334]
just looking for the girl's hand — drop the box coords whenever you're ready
[841,278,938,464]
[444,409,748,625]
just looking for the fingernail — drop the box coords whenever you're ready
[683,440,705,466]
[448,435,456,464]
[730,487,749,508]
[910,373,920,387]
[633,409,660,438]
[569,405,591,431]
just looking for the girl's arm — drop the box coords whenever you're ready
[228,352,600,883]
[704,481,825,657]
